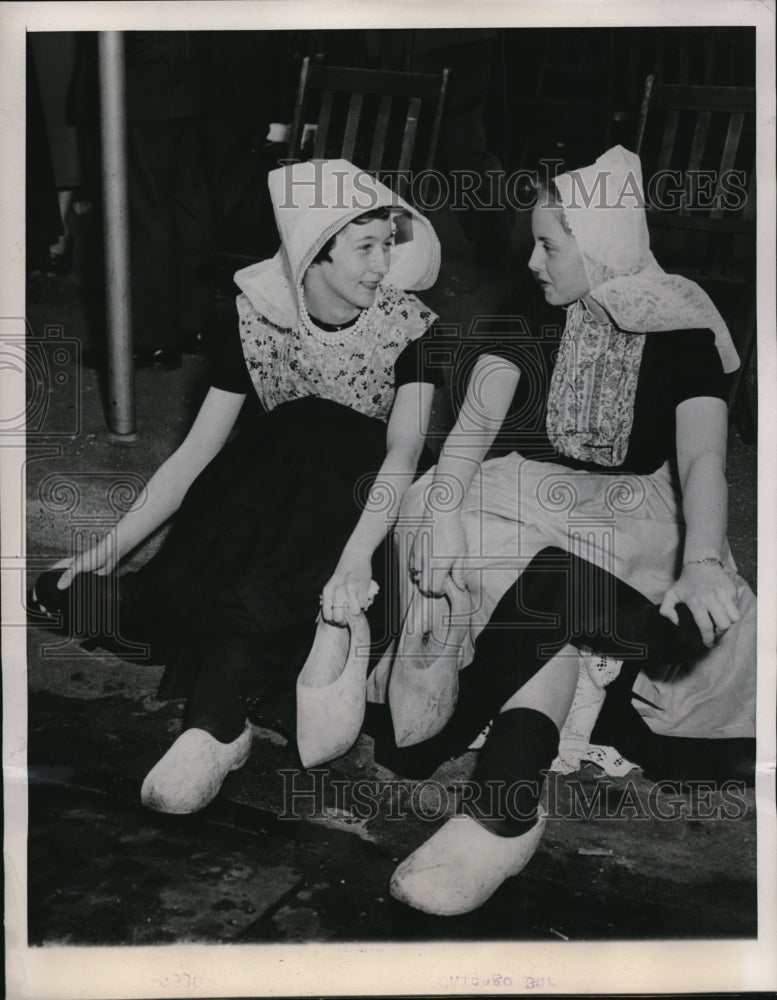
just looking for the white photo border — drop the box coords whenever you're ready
[2,1,775,997]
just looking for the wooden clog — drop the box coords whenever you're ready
[296,611,371,767]
[388,577,471,748]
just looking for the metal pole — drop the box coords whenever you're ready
[98,31,136,438]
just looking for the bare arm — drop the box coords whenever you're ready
[321,381,435,624]
[56,388,246,587]
[410,353,520,595]
[659,395,741,645]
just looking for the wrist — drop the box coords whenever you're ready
[425,508,462,521]
[423,472,466,517]
[339,542,372,565]
[683,556,725,570]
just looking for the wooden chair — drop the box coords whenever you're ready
[286,57,449,201]
[635,75,757,441]
[211,58,448,280]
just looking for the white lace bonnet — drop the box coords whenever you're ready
[552,146,740,373]
[233,159,441,329]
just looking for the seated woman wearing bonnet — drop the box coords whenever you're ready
[387,145,755,916]
[33,159,446,814]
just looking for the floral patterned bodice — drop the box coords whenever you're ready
[237,284,436,422]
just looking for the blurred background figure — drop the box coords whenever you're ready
[27,33,80,276]
[123,31,213,367]
[412,29,512,264]
[204,31,297,269]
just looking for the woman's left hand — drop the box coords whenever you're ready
[659,562,741,648]
[321,557,377,626]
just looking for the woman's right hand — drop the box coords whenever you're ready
[52,534,119,590]
[408,511,467,596]
[659,561,741,648]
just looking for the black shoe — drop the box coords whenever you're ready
[133,348,181,371]
[45,236,74,277]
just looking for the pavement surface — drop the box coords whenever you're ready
[21,205,758,947]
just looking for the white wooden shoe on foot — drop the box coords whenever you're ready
[389,809,546,915]
[141,723,252,814]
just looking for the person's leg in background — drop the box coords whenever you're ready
[126,118,180,363]
[126,114,212,364]
[26,36,65,273]
[123,31,213,367]
[413,31,512,261]
[174,116,214,356]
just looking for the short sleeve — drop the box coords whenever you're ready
[464,313,534,371]
[210,320,252,395]
[448,310,553,422]
[666,329,728,409]
[393,324,449,389]
[456,310,552,388]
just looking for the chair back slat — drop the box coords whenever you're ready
[681,110,712,217]
[719,112,745,174]
[341,93,364,162]
[397,96,421,176]
[633,73,654,153]
[423,67,449,171]
[711,112,744,219]
[368,94,393,172]
[656,109,679,173]
[287,56,311,158]
[687,110,711,172]
[313,91,334,158]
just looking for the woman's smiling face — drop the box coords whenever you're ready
[528,203,591,306]
[306,217,393,318]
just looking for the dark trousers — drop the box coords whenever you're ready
[413,38,509,246]
[137,399,396,740]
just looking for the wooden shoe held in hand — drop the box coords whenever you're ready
[296,610,371,767]
[389,576,470,748]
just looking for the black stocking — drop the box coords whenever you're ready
[373,547,705,779]
[465,708,559,836]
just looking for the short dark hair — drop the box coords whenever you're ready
[311,206,393,265]
[531,177,573,235]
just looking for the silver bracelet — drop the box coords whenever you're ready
[683,557,724,569]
